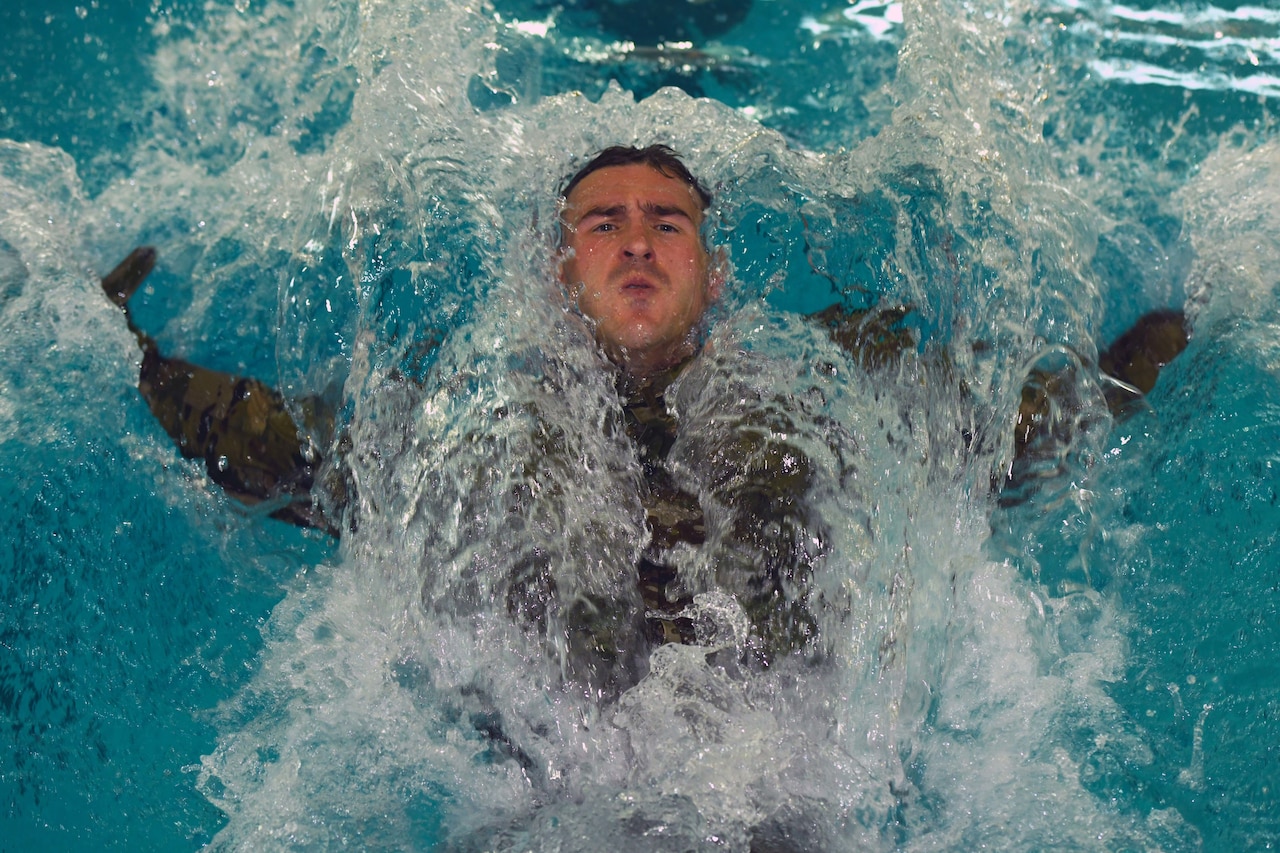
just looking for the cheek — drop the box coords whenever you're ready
[563,244,601,282]
[575,281,610,322]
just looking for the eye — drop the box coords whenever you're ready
[592,222,616,233]
[656,222,679,233]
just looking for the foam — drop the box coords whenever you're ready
[0,0,1208,847]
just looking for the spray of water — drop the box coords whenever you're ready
[2,0,1239,847]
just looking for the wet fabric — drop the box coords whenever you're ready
[102,246,1187,687]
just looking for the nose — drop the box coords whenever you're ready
[620,222,654,260]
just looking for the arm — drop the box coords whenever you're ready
[101,247,336,534]
[812,301,1189,485]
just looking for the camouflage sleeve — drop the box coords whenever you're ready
[811,301,1189,490]
[1008,309,1189,483]
[101,247,336,534]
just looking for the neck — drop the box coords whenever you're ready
[605,337,699,384]
[615,349,694,398]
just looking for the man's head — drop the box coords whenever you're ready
[559,145,720,378]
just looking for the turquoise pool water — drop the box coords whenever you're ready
[2,0,1278,849]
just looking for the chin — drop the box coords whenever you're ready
[605,323,663,353]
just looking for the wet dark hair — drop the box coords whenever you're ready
[561,144,712,210]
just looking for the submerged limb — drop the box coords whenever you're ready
[809,303,917,371]
[812,300,1188,429]
[101,245,156,315]
[1098,309,1190,416]
[1012,309,1190,451]
[1005,309,1189,498]
[101,247,336,534]
[714,474,825,666]
[811,301,1190,497]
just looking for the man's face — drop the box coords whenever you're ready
[559,163,718,377]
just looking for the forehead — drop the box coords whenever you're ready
[563,163,705,221]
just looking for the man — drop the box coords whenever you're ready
[554,145,852,664]
[557,145,810,664]
[557,145,720,379]
[100,144,1189,677]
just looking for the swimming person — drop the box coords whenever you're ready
[99,144,1189,689]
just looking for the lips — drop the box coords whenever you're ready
[616,268,661,293]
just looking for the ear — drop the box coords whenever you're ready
[556,248,584,307]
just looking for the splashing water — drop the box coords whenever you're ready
[2,0,1278,849]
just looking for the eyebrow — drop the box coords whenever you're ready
[574,202,698,224]
[641,202,697,221]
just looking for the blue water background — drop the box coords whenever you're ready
[2,0,1278,849]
